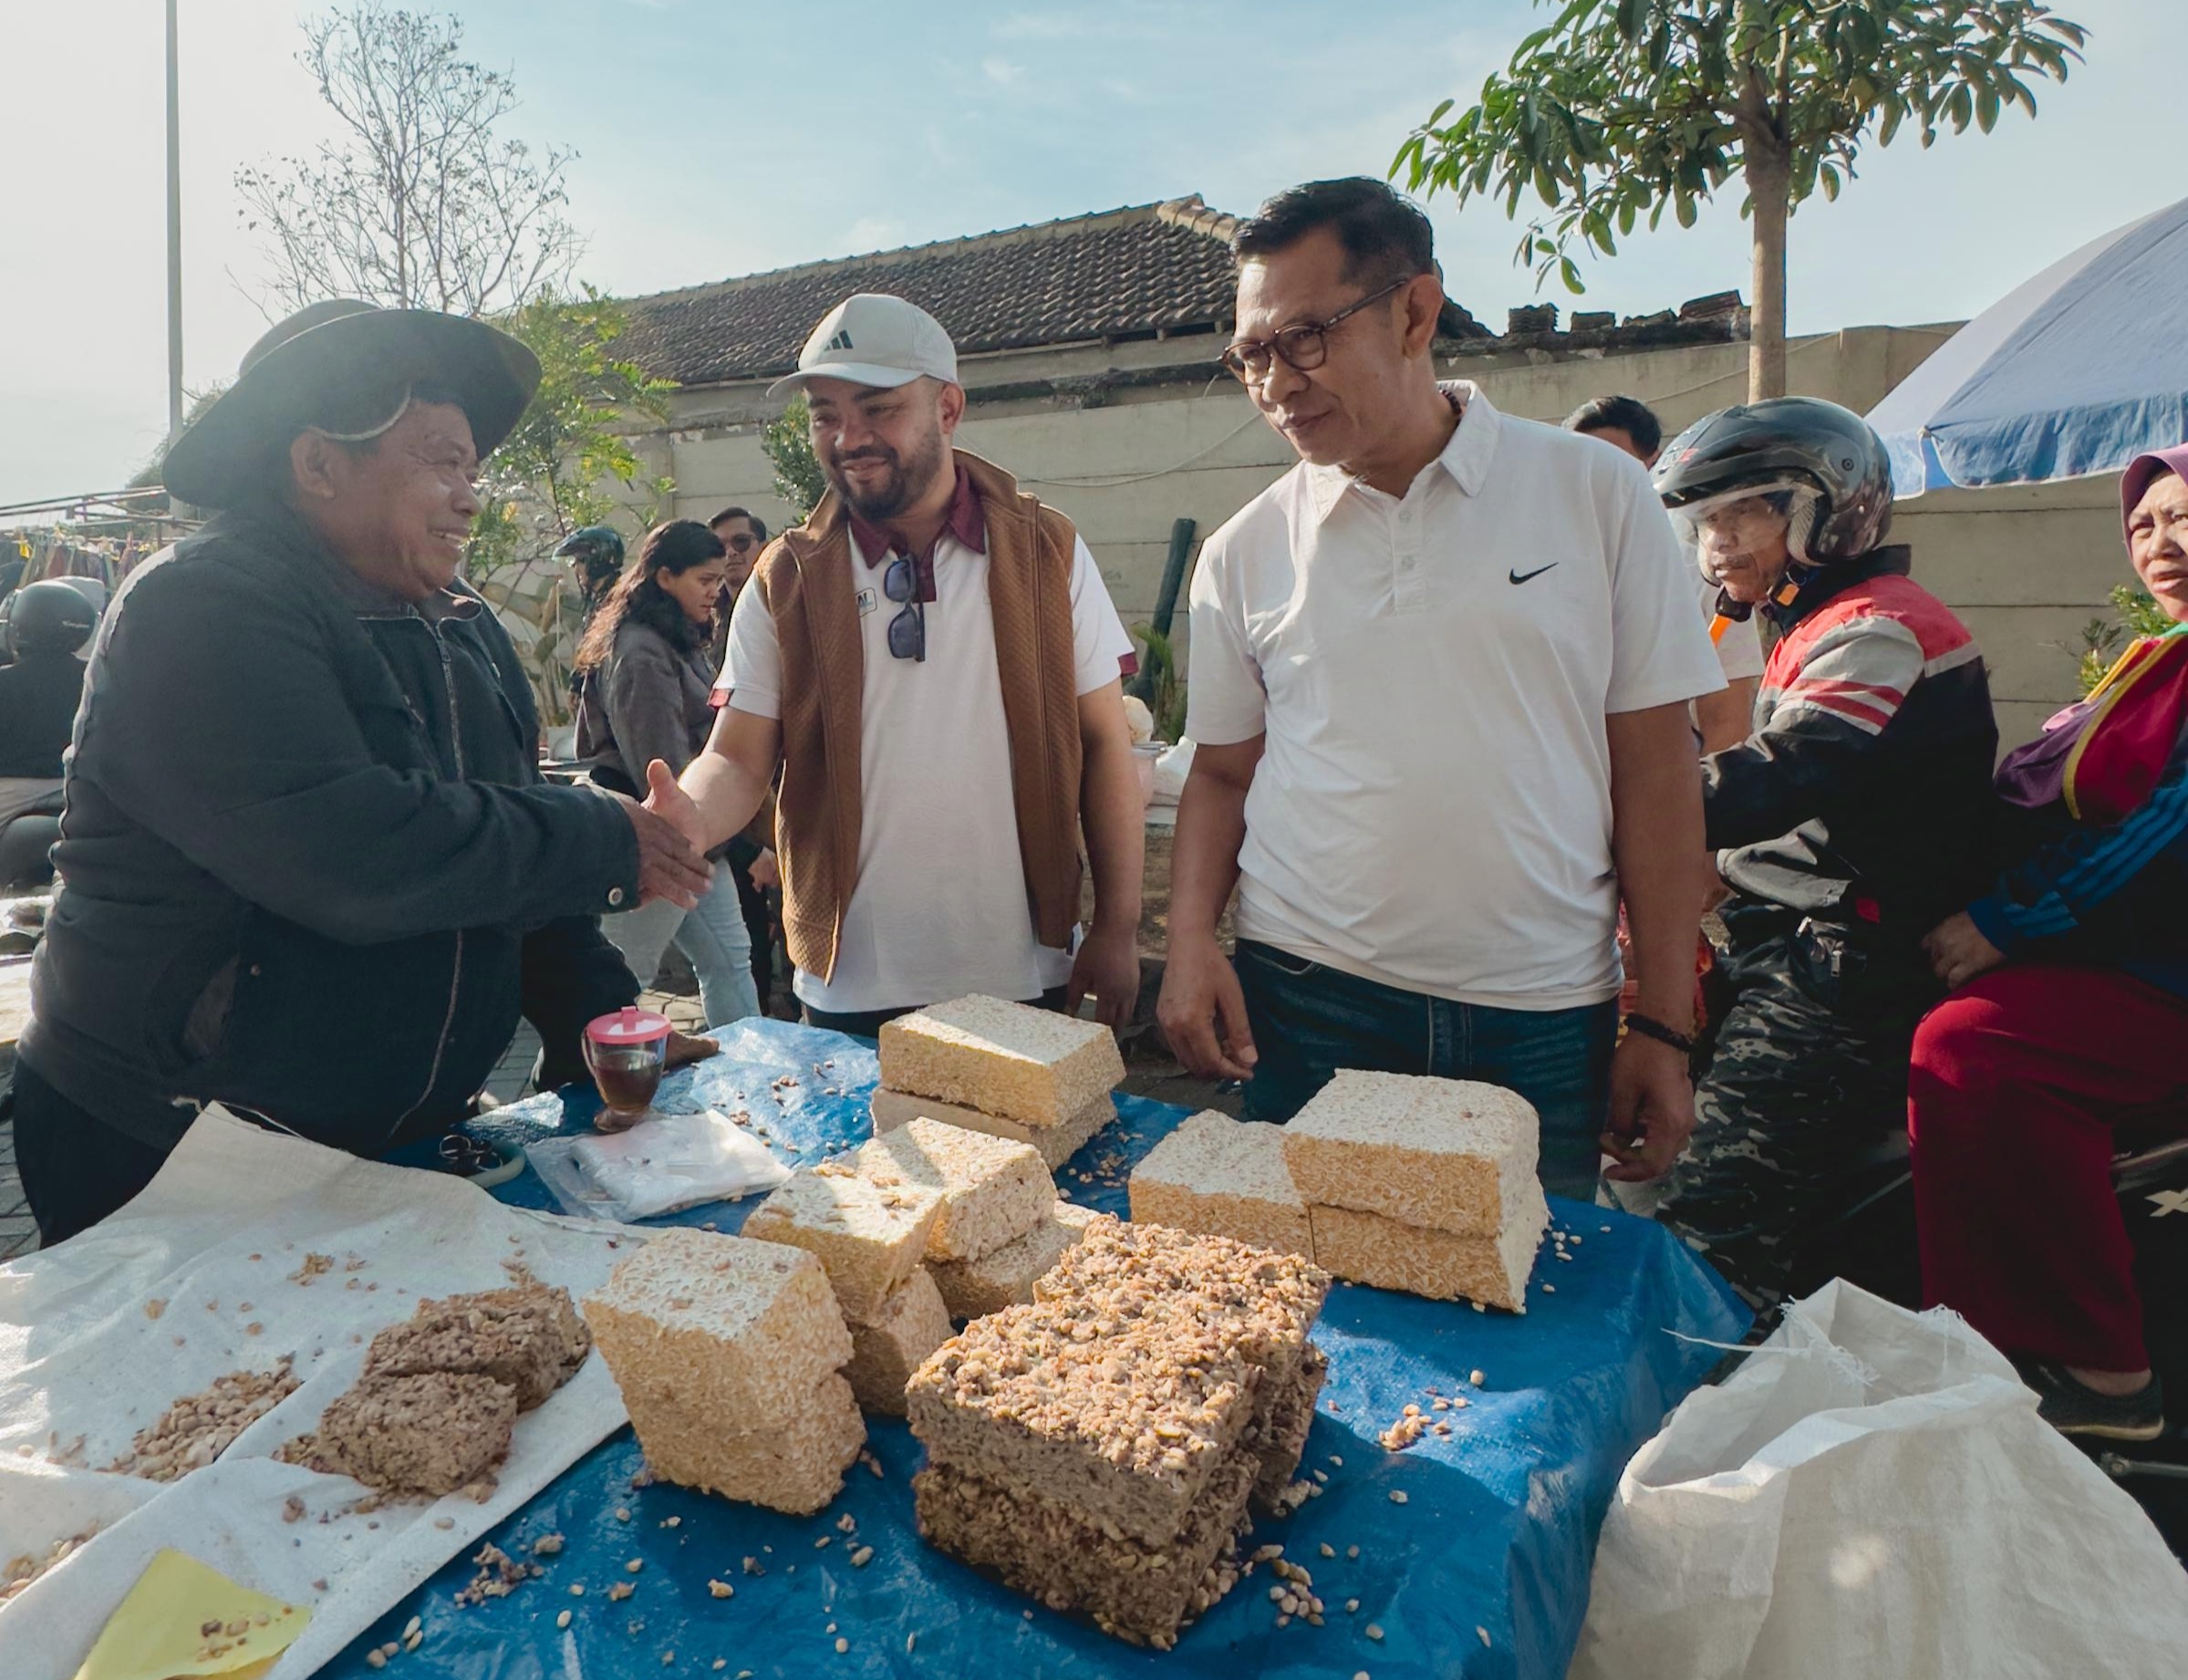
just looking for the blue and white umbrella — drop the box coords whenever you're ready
[1869,194,2188,497]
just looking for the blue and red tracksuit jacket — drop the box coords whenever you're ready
[1703,545,2000,937]
[1965,630,2188,1000]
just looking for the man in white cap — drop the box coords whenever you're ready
[656,294,1146,1036]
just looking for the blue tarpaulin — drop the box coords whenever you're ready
[1868,194,2188,497]
[329,1021,1747,1679]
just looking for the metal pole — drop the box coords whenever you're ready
[1146,517,1198,643]
[165,0,184,445]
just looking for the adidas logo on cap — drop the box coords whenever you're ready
[769,292,959,399]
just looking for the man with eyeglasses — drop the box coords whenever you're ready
[1156,179,1725,1200]
[652,294,1146,1037]
[705,504,780,1009]
[708,505,770,596]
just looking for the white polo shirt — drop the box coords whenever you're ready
[1187,382,1723,1010]
[720,523,1133,1015]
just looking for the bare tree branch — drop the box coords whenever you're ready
[233,2,583,319]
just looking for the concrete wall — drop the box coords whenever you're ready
[632,322,2132,747]
[1892,474,2126,749]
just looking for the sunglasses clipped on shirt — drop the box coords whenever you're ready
[883,552,925,662]
[1219,275,1412,385]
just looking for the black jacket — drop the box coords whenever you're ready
[1705,547,1998,934]
[21,504,643,1153]
[0,650,86,778]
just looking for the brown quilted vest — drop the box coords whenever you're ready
[753,450,1084,983]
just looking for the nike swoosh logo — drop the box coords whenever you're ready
[1509,563,1559,585]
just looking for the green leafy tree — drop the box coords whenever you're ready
[762,395,829,522]
[1394,2,2086,400]
[467,287,677,727]
[2074,585,2175,694]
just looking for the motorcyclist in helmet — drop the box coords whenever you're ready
[1649,398,1998,1309]
[0,579,99,884]
[555,524,627,618]
[0,580,98,778]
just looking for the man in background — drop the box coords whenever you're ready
[709,506,769,600]
[1567,394,1763,752]
[707,503,778,1011]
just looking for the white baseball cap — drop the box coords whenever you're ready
[767,293,959,398]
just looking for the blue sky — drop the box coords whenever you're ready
[1,0,2171,504]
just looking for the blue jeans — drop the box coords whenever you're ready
[602,862,762,1030]
[1232,940,1618,1201]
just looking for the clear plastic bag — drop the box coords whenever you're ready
[524,1109,791,1222]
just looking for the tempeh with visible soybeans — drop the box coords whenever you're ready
[878,995,1125,1128]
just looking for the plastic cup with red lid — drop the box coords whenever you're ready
[583,1006,671,1133]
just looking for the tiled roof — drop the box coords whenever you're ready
[617,195,1484,389]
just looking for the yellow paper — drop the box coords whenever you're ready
[72,1550,309,1680]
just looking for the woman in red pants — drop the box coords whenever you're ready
[1913,442,2188,1442]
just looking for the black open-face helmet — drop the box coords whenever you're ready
[1653,397,1894,566]
[555,525,627,604]
[5,579,99,660]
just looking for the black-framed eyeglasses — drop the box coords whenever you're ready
[883,553,925,662]
[1219,276,1411,384]
[722,533,760,553]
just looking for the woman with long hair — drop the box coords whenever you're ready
[575,521,764,1027]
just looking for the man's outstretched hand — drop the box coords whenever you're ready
[644,760,711,853]
[602,762,710,910]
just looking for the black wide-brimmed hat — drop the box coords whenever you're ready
[161,300,542,509]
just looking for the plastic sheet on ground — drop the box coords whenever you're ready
[325,1018,1746,1679]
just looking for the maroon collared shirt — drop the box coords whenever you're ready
[842,461,1136,677]
[850,462,986,603]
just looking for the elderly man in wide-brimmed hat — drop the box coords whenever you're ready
[10,300,715,1244]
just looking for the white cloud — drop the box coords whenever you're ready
[844,216,910,254]
[981,57,1025,86]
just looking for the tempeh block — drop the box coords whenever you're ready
[1128,1112,1312,1257]
[844,1267,953,1417]
[638,1371,865,1515]
[854,1117,1054,1264]
[1249,1343,1328,1512]
[584,1228,853,1435]
[312,1372,517,1497]
[878,995,1125,1127]
[906,1303,1262,1550]
[928,1200,1097,1321]
[913,1438,1258,1649]
[740,1158,945,1322]
[870,1085,1115,1171]
[1308,1183,1549,1311]
[1283,1071,1540,1236]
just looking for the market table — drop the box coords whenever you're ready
[329,1020,1746,1680]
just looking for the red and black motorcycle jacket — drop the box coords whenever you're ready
[1703,545,1998,939]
